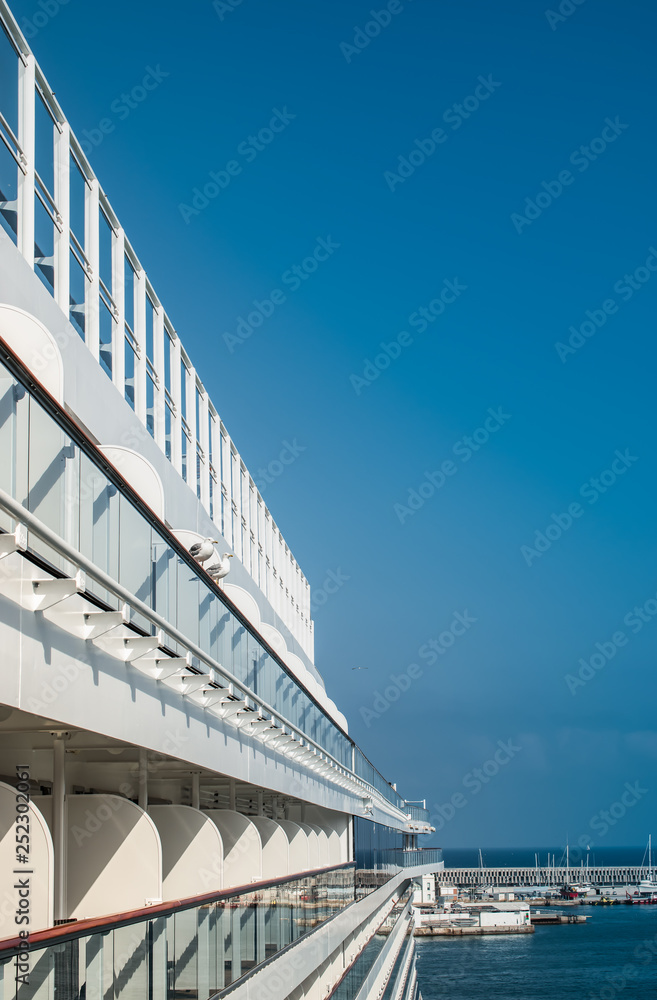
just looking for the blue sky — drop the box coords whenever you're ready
[14,0,657,848]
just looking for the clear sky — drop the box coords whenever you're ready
[13,0,657,849]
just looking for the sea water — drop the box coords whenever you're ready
[416,847,657,999]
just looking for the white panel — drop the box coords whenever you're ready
[133,263,147,425]
[98,445,165,521]
[296,823,319,870]
[204,810,262,888]
[85,178,99,359]
[277,820,310,875]
[223,585,261,632]
[0,781,53,935]
[170,335,182,475]
[152,303,166,450]
[33,794,162,920]
[53,122,70,311]
[198,387,209,510]
[250,817,289,879]
[17,54,35,264]
[111,227,125,395]
[0,304,63,403]
[306,824,330,867]
[149,805,223,898]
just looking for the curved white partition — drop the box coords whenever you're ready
[250,817,289,879]
[33,794,162,920]
[296,822,320,870]
[259,622,287,657]
[0,782,54,935]
[223,584,261,628]
[306,824,330,867]
[277,820,310,875]
[99,446,165,521]
[317,827,343,866]
[149,805,223,898]
[0,305,64,404]
[204,810,262,888]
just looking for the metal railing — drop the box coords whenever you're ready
[0,484,402,814]
[0,865,356,1000]
[381,849,443,870]
[0,341,415,824]
[0,0,313,654]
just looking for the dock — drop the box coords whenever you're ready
[435,865,649,887]
[531,911,589,925]
[415,924,534,936]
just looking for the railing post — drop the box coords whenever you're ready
[17,52,34,266]
[139,749,148,810]
[53,733,68,922]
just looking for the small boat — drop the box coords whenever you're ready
[569,882,593,897]
[627,836,657,903]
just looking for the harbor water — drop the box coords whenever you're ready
[416,847,657,998]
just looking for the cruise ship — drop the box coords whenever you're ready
[0,4,442,998]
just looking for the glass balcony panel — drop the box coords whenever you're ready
[124,258,135,333]
[0,22,19,138]
[176,553,200,646]
[79,452,120,606]
[0,136,18,243]
[0,371,28,531]
[26,397,74,571]
[153,534,176,626]
[69,154,86,249]
[118,492,152,609]
[146,373,155,437]
[164,401,172,460]
[97,210,112,300]
[172,907,198,1000]
[34,192,55,293]
[99,299,113,379]
[35,92,55,198]
[67,260,86,346]
[0,356,374,773]
[124,337,136,410]
[112,923,148,1000]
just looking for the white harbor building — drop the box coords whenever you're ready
[0,4,441,999]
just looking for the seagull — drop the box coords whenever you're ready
[208,553,234,580]
[352,666,368,670]
[189,538,219,563]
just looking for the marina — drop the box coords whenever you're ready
[434,865,657,887]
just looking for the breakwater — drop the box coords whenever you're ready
[435,866,650,886]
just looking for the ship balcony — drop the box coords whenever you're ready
[0,863,421,1000]
[0,343,416,833]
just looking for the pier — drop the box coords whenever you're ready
[436,866,649,887]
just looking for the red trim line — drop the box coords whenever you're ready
[0,863,354,953]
